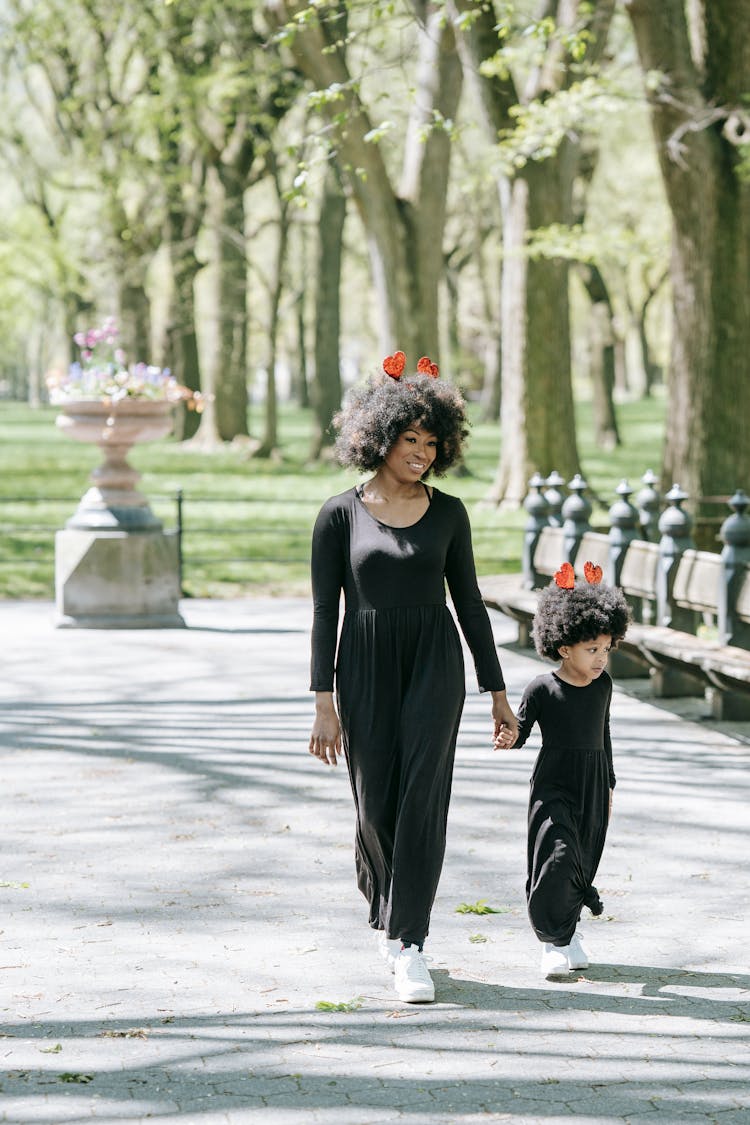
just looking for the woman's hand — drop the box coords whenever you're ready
[309,692,342,766]
[491,689,518,750]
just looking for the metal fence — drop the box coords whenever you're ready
[0,491,512,597]
[0,491,313,593]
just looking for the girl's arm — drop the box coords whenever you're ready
[604,684,616,789]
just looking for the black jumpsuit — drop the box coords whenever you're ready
[310,485,505,946]
[515,670,615,947]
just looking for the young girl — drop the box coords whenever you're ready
[496,562,630,978]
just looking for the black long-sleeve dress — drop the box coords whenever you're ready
[514,670,615,947]
[310,484,505,946]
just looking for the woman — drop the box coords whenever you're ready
[309,352,517,1003]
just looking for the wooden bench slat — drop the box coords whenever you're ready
[672,549,721,613]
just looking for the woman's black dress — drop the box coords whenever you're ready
[514,670,615,947]
[310,485,505,946]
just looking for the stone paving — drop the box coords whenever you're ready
[1,597,749,1124]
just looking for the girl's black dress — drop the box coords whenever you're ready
[310,485,505,946]
[514,670,615,947]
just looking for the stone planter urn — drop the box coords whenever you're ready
[58,399,174,531]
[54,399,185,629]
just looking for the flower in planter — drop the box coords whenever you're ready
[46,317,201,408]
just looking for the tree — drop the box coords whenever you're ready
[625,0,750,499]
[310,161,346,458]
[267,0,462,361]
[451,0,616,504]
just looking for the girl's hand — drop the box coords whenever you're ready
[494,723,516,750]
[309,693,342,766]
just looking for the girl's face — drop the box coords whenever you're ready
[383,425,438,481]
[557,634,612,686]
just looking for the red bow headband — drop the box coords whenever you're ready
[382,351,439,379]
[554,561,603,588]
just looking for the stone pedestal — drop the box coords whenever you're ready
[55,528,185,629]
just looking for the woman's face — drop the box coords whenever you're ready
[383,424,438,481]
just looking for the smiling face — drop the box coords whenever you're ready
[383,424,438,482]
[558,634,612,686]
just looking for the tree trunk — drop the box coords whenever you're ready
[120,283,152,365]
[580,263,620,448]
[478,330,502,422]
[215,173,250,441]
[164,194,204,442]
[255,163,291,458]
[295,298,310,409]
[452,0,614,505]
[489,152,582,505]
[310,162,346,459]
[191,165,224,448]
[626,0,750,498]
[266,1,461,360]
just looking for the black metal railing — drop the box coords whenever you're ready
[0,491,512,597]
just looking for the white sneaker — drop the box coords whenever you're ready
[377,931,401,972]
[567,931,590,970]
[394,946,435,1003]
[540,943,570,978]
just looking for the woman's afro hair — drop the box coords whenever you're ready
[333,372,469,476]
[532,581,631,661]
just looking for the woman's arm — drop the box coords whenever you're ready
[309,500,345,693]
[444,499,507,695]
[308,501,345,766]
[309,691,342,766]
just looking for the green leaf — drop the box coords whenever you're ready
[315,997,363,1012]
[455,899,506,915]
[58,1073,94,1084]
[468,933,488,943]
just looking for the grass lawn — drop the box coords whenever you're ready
[0,394,666,600]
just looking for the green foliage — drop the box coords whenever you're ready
[0,393,667,600]
[315,996,363,1012]
[494,74,629,173]
[455,899,506,915]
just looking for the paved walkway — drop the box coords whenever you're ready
[1,598,749,1125]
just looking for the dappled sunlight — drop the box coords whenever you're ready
[2,598,749,1121]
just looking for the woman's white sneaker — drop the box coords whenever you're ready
[394,947,435,1003]
[567,931,590,970]
[540,942,570,978]
[378,931,401,972]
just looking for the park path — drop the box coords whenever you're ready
[1,597,749,1124]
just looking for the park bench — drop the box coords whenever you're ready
[479,477,750,721]
[619,552,750,718]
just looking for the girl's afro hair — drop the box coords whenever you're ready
[532,581,631,661]
[333,372,469,476]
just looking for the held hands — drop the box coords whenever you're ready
[491,690,518,751]
[309,693,342,766]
